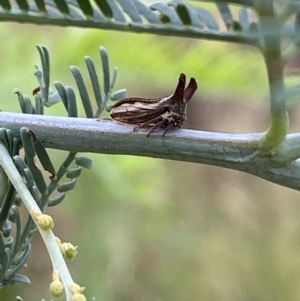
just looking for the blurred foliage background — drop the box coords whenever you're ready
[2,6,300,301]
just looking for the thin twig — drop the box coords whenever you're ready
[0,143,75,301]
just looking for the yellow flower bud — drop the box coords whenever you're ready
[49,279,64,297]
[31,210,54,230]
[58,241,78,260]
[70,284,85,293]
[70,284,86,301]
[71,293,87,301]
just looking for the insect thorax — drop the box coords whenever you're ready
[162,100,187,128]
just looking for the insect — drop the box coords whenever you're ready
[110,73,198,137]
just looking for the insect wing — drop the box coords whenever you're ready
[110,97,167,108]
[110,97,169,125]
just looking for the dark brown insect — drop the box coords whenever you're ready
[110,73,197,137]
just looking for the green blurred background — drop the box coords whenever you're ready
[2,10,300,301]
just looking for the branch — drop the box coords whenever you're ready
[0,0,260,47]
[2,112,300,191]
[257,1,289,154]
[0,13,258,46]
[0,142,78,301]
[190,0,255,7]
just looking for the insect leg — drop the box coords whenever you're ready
[162,122,175,137]
[138,115,164,128]
[146,120,166,137]
[133,115,165,136]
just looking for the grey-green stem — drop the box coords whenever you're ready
[1,112,300,191]
[0,142,76,301]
